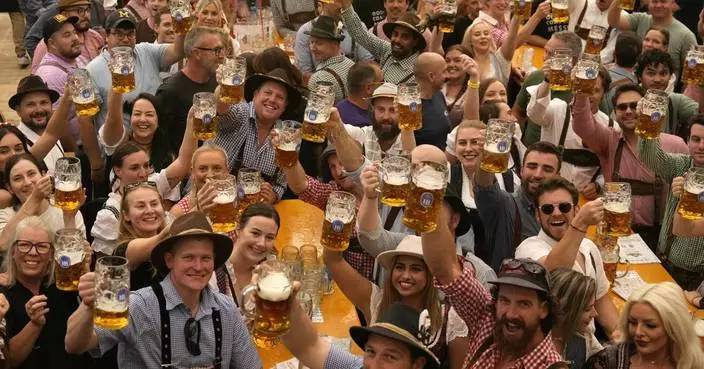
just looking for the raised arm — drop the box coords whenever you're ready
[119,226,170,268]
[671,176,704,236]
[607,0,631,31]
[28,91,70,160]
[357,165,382,233]
[421,208,461,285]
[540,199,603,270]
[571,94,610,156]
[327,108,364,171]
[164,107,197,188]
[636,135,686,183]
[462,58,480,121]
[516,1,550,46]
[499,16,521,62]
[526,81,558,127]
[162,33,185,69]
[101,89,126,147]
[429,25,444,55]
[0,176,52,252]
[322,249,373,320]
[281,295,332,369]
[339,0,390,60]
[65,272,99,354]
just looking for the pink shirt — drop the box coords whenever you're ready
[35,53,82,141]
[368,19,433,51]
[571,95,688,227]
[31,29,105,73]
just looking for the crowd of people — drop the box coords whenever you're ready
[0,0,703,368]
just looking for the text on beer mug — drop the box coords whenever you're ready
[635,89,668,140]
[217,56,247,104]
[54,228,85,291]
[584,25,607,55]
[237,168,262,212]
[68,69,100,117]
[380,155,411,208]
[402,161,448,233]
[94,256,130,330]
[208,175,238,232]
[109,47,135,93]
[603,182,632,237]
[572,55,600,95]
[480,119,515,173]
[397,82,423,131]
[168,0,193,35]
[275,120,302,168]
[193,92,218,140]
[242,260,293,347]
[321,191,357,251]
[550,0,569,23]
[55,157,82,211]
[677,168,704,220]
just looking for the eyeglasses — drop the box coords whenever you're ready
[184,318,201,356]
[195,46,226,56]
[123,181,157,193]
[64,5,91,14]
[615,102,638,111]
[111,30,136,40]
[500,258,546,276]
[539,202,573,215]
[14,240,52,254]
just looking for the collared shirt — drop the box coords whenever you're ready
[31,29,105,72]
[92,275,261,369]
[308,55,355,103]
[571,95,688,227]
[368,18,433,48]
[341,7,418,84]
[638,139,704,272]
[210,101,288,200]
[437,261,563,369]
[473,11,509,47]
[344,124,402,157]
[34,52,83,141]
[294,17,374,74]
[18,122,64,175]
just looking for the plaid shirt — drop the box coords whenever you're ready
[437,261,563,369]
[299,176,375,281]
[309,55,355,102]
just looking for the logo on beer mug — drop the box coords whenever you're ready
[562,64,571,74]
[586,69,596,79]
[203,113,212,124]
[81,89,91,99]
[331,219,344,233]
[699,192,704,203]
[120,66,130,75]
[175,12,183,21]
[308,110,318,121]
[497,140,508,153]
[689,58,697,68]
[420,192,434,207]
[232,76,242,85]
[519,0,525,4]
[60,255,71,269]
[651,111,661,122]
[410,102,418,112]
[117,288,128,302]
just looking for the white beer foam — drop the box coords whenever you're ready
[279,142,297,151]
[385,174,409,186]
[605,202,630,213]
[552,3,567,9]
[415,169,445,190]
[257,272,292,301]
[97,297,129,312]
[214,193,236,204]
[684,181,704,194]
[325,207,354,224]
[56,181,81,192]
[242,183,261,195]
[398,96,418,105]
[55,250,85,266]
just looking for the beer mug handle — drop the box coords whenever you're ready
[241,284,258,319]
[616,257,630,279]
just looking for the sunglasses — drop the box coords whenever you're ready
[123,181,157,193]
[500,258,546,276]
[14,240,52,254]
[615,102,638,111]
[539,202,573,215]
[184,318,201,356]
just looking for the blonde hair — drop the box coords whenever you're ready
[118,184,166,242]
[454,119,487,142]
[1,216,55,287]
[191,143,229,168]
[194,0,229,29]
[461,20,497,56]
[621,282,704,369]
[549,268,596,339]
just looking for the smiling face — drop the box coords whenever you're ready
[689,123,704,166]
[445,50,467,81]
[156,13,175,44]
[486,0,509,17]
[0,133,25,173]
[469,22,492,54]
[165,238,215,293]
[390,255,428,298]
[192,150,228,187]
[494,284,548,353]
[628,302,669,357]
[124,187,165,236]
[455,126,484,170]
[642,29,667,52]
[253,81,288,121]
[17,92,53,132]
[536,188,577,241]
[647,0,673,20]
[390,26,418,59]
[8,159,43,204]
[235,215,278,265]
[197,2,221,27]
[520,151,559,196]
[614,90,643,132]
[147,0,168,18]
[372,96,400,141]
[13,227,53,283]
[130,98,158,143]
[384,0,408,22]
[482,80,507,103]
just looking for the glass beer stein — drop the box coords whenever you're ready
[619,0,635,11]
[438,0,457,33]
[237,168,262,213]
[572,54,600,95]
[380,155,411,208]
[302,82,335,143]
[94,256,130,330]
[54,228,85,291]
[514,0,532,21]
[480,119,515,173]
[217,56,247,104]
[550,0,569,23]
[280,246,303,282]
[677,167,704,220]
[193,92,218,140]
[168,0,193,35]
[68,69,99,117]
[109,47,135,93]
[596,222,630,285]
[397,82,422,131]
[584,25,607,55]
[636,89,668,139]
[55,157,82,211]
[242,260,294,347]
[274,120,302,168]
[603,182,632,237]
[548,49,573,91]
[402,161,448,233]
[682,48,704,86]
[208,175,237,232]
[321,191,357,251]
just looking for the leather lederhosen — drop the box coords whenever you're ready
[153,282,223,369]
[229,120,281,185]
[281,0,315,29]
[559,106,603,182]
[574,0,613,45]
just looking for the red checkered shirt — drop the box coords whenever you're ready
[436,261,563,369]
[299,176,375,281]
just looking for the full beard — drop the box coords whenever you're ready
[23,111,50,131]
[494,316,538,355]
[373,120,401,141]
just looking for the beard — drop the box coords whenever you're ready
[494,315,539,355]
[23,110,51,131]
[372,118,401,141]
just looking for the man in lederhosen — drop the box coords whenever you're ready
[306,15,355,104]
[567,0,623,63]
[270,0,316,38]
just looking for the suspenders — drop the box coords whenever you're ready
[321,68,347,99]
[574,0,613,45]
[612,139,662,223]
[152,282,223,369]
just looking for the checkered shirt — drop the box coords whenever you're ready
[309,55,355,102]
[436,261,563,369]
[211,102,288,200]
[340,7,417,84]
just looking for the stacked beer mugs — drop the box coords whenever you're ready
[514,0,532,21]
[603,182,632,237]
[548,49,573,91]
[380,156,411,207]
[636,89,668,139]
[302,82,335,142]
[397,82,422,131]
[208,175,238,232]
[402,161,448,232]
[438,0,457,33]
[584,25,608,55]
[677,167,704,220]
[54,228,85,291]
[550,0,569,23]
[321,191,357,251]
[572,54,600,95]
[109,47,135,93]
[280,246,303,281]
[620,0,635,11]
[217,56,247,104]
[168,0,193,35]
[237,168,262,213]
[68,69,99,117]
[595,222,628,285]
[193,92,218,140]
[299,245,322,310]
[55,157,82,211]
[682,47,704,86]
[274,120,302,168]
[480,119,515,173]
[242,260,293,347]
[94,256,130,329]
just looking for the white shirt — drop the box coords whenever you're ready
[567,0,626,64]
[0,205,85,237]
[345,125,403,157]
[18,123,64,175]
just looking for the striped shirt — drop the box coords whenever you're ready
[638,138,704,272]
[340,7,418,84]
[309,55,355,103]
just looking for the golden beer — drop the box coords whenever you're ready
[321,216,355,251]
[677,184,704,220]
[683,54,700,85]
[172,15,193,35]
[619,0,635,10]
[514,0,532,20]
[398,102,422,131]
[603,261,617,285]
[220,83,244,104]
[697,60,704,86]
[209,193,237,232]
[480,146,510,173]
[94,302,129,330]
[584,35,605,55]
[381,177,410,207]
[111,72,135,93]
[275,144,298,168]
[635,111,664,139]
[604,203,631,236]
[549,65,572,91]
[301,121,328,143]
[551,4,569,23]
[403,185,444,233]
[572,69,598,95]
[237,191,261,214]
[55,181,82,211]
[194,114,218,141]
[438,12,455,33]
[54,250,84,291]
[251,272,292,347]
[75,99,100,117]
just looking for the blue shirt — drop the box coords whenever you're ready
[336,99,370,127]
[294,17,374,74]
[417,91,451,150]
[324,345,363,369]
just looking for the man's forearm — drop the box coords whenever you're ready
[542,227,586,271]
[77,116,104,172]
[329,125,364,171]
[65,303,98,354]
[595,295,620,339]
[283,162,309,194]
[421,209,461,285]
[281,297,331,369]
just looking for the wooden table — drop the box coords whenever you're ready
[511,45,546,70]
[256,200,361,369]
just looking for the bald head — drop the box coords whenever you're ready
[411,144,447,165]
[414,53,447,91]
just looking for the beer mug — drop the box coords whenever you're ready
[299,244,318,268]
[572,54,600,95]
[438,0,457,33]
[302,83,334,143]
[109,47,135,93]
[584,25,607,55]
[696,46,704,86]
[280,246,303,281]
[274,120,302,168]
[54,157,82,211]
[636,89,668,139]
[168,0,193,35]
[208,175,237,232]
[301,263,322,309]
[480,119,515,173]
[68,69,99,117]
[321,191,357,251]
[682,48,704,86]
[402,161,448,233]
[320,265,334,295]
[513,0,532,20]
[677,167,704,220]
[54,228,85,291]
[619,0,635,11]
[94,256,130,330]
[397,82,422,131]
[193,92,218,140]
[596,223,629,285]
[603,182,632,237]
[242,260,294,347]
[365,138,383,164]
[217,56,247,104]
[380,155,411,207]
[237,168,262,212]
[550,0,569,23]
[548,49,573,91]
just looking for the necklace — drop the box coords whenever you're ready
[634,353,671,367]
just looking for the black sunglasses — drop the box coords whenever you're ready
[500,259,546,275]
[540,202,573,215]
[184,318,201,356]
[615,102,638,111]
